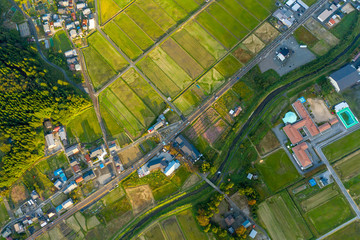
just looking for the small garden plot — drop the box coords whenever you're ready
[208,3,249,39]
[113,13,154,50]
[36,152,70,179]
[196,11,238,49]
[293,26,319,47]
[217,0,259,30]
[213,90,241,123]
[88,32,128,72]
[118,144,143,168]
[125,4,165,41]
[10,183,29,206]
[66,107,102,143]
[334,151,360,181]
[255,130,280,155]
[125,185,154,214]
[122,68,165,115]
[170,166,192,187]
[254,22,279,44]
[173,87,203,115]
[66,216,82,233]
[172,29,215,69]
[306,195,354,235]
[197,68,225,94]
[51,192,68,207]
[98,0,120,24]
[242,34,265,54]
[185,107,220,140]
[161,38,204,79]
[99,196,132,222]
[258,191,312,240]
[300,187,339,212]
[75,212,87,231]
[323,129,360,163]
[177,209,206,240]
[311,40,331,56]
[137,57,181,98]
[184,21,227,59]
[144,223,166,240]
[237,0,269,21]
[82,46,116,90]
[0,199,9,226]
[233,45,253,64]
[162,217,185,240]
[202,119,228,145]
[256,149,301,192]
[173,0,199,13]
[49,226,65,240]
[326,220,360,240]
[53,30,72,53]
[110,78,156,127]
[23,167,56,199]
[148,48,192,89]
[136,0,175,31]
[103,21,142,60]
[214,54,242,78]
[102,186,125,205]
[152,0,187,22]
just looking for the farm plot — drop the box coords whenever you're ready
[172,0,199,13]
[118,144,143,168]
[213,89,240,123]
[305,18,339,47]
[196,11,238,49]
[325,220,360,240]
[256,130,280,155]
[258,191,312,240]
[254,22,279,44]
[137,57,180,98]
[237,0,270,21]
[98,0,120,24]
[152,0,187,21]
[185,107,220,140]
[256,149,301,192]
[177,209,207,240]
[242,34,265,54]
[109,77,156,127]
[334,151,360,181]
[103,21,142,60]
[172,29,215,69]
[53,30,72,53]
[173,85,207,115]
[202,119,229,144]
[197,68,225,94]
[144,223,166,240]
[214,54,242,78]
[162,217,185,240]
[36,153,70,179]
[300,187,339,212]
[122,68,165,115]
[66,107,102,143]
[113,13,154,50]
[323,129,360,162]
[23,167,55,199]
[10,183,29,206]
[0,199,9,226]
[125,185,154,214]
[258,0,277,11]
[294,26,319,48]
[161,39,203,79]
[184,21,227,59]
[233,45,253,64]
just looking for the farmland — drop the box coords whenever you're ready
[144,224,166,240]
[294,26,319,47]
[162,217,185,240]
[334,151,360,181]
[325,221,360,240]
[53,30,72,53]
[256,149,301,192]
[176,209,207,240]
[0,199,9,227]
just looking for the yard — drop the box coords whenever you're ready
[323,129,360,163]
[256,149,301,192]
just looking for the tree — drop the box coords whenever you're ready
[248,199,256,206]
[204,224,211,232]
[236,226,246,236]
[211,226,219,234]
[219,229,227,237]
[196,214,209,227]
[201,161,211,173]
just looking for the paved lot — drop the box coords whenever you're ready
[259,36,316,76]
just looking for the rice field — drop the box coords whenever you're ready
[214,54,242,78]
[173,87,203,115]
[98,0,120,24]
[237,0,270,21]
[197,68,225,94]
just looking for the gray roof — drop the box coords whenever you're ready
[330,64,360,91]
[174,135,201,161]
[146,157,167,171]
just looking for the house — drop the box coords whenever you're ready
[72,164,81,173]
[42,14,51,21]
[66,22,75,30]
[65,144,80,157]
[292,142,313,170]
[63,181,77,194]
[54,168,67,182]
[58,0,69,7]
[62,198,74,209]
[76,2,86,10]
[31,190,39,200]
[75,176,83,183]
[45,133,56,149]
[13,223,25,233]
[224,215,235,226]
[88,18,95,29]
[66,57,78,64]
[59,126,67,145]
[109,142,119,153]
[138,152,173,177]
[273,8,295,27]
[54,20,63,28]
[83,170,95,181]
[242,220,251,228]
[58,8,66,14]
[317,4,338,22]
[43,23,51,34]
[329,64,360,92]
[90,146,107,161]
[85,154,91,163]
[1,228,12,238]
[83,8,91,16]
[54,179,63,189]
[71,12,76,21]
[174,135,202,162]
[69,29,77,39]
[277,47,290,61]
[163,160,180,176]
[249,229,258,239]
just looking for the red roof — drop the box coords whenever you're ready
[72,164,81,173]
[329,18,336,25]
[329,118,339,125]
[75,176,83,183]
[85,154,91,162]
[293,142,312,169]
[318,123,331,132]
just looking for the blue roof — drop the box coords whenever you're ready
[60,172,67,182]
[56,205,63,212]
[54,168,63,176]
[100,163,104,169]
[298,97,306,103]
[282,111,297,124]
[309,179,316,187]
[242,220,251,227]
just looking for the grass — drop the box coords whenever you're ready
[0,199,9,226]
[88,32,128,72]
[148,48,192,89]
[334,151,360,181]
[66,215,82,233]
[197,68,225,94]
[161,39,204,79]
[103,21,142,60]
[196,11,238,49]
[98,0,120,24]
[23,167,55,199]
[307,195,354,235]
[125,4,165,41]
[144,224,166,240]
[237,0,269,21]
[82,46,116,90]
[214,54,242,78]
[51,192,68,206]
[53,30,72,53]
[258,191,312,240]
[174,89,202,115]
[294,26,319,47]
[137,57,181,98]
[331,12,358,39]
[112,0,131,8]
[177,209,207,240]
[217,0,259,30]
[66,107,102,143]
[152,0,187,22]
[172,29,215,69]
[185,21,227,59]
[256,149,301,192]
[113,13,154,50]
[323,129,360,163]
[259,0,277,11]
[152,182,179,201]
[99,196,131,222]
[100,104,129,142]
[325,220,360,240]
[102,186,124,205]
[161,217,184,240]
[122,68,165,115]
[300,187,339,212]
[36,152,69,179]
[302,0,317,6]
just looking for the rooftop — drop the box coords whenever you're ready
[292,142,312,169]
[329,64,360,91]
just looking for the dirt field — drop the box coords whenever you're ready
[185,108,219,140]
[307,98,335,123]
[212,199,230,228]
[181,174,201,190]
[243,34,265,54]
[256,130,280,155]
[255,22,279,43]
[311,40,331,56]
[118,144,143,168]
[230,193,250,216]
[305,18,339,46]
[202,119,228,144]
[10,183,28,205]
[233,46,253,64]
[125,185,154,214]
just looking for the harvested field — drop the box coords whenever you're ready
[144,223,166,240]
[87,216,100,229]
[233,45,253,64]
[305,18,339,46]
[75,212,87,231]
[125,185,154,214]
[10,183,28,205]
[254,22,279,43]
[185,108,220,140]
[202,119,228,144]
[300,187,339,212]
[49,226,65,240]
[118,144,142,168]
[256,130,280,155]
[66,216,81,233]
[162,217,185,240]
[307,98,335,123]
[242,34,265,54]
[181,174,201,190]
[311,40,331,56]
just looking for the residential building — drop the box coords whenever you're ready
[138,152,174,177]
[174,135,202,162]
[54,168,67,182]
[62,198,74,209]
[54,179,63,189]
[273,8,295,27]
[329,64,360,92]
[65,144,80,157]
[88,18,95,29]
[75,176,83,183]
[59,126,67,145]
[31,190,39,200]
[249,229,258,239]
[318,4,338,22]
[69,29,77,39]
[63,181,77,194]
[83,170,95,181]
[224,215,235,226]
[45,133,56,149]
[13,223,25,233]
[242,220,251,228]
[76,2,86,9]
[83,8,91,16]
[66,22,75,30]
[64,49,77,58]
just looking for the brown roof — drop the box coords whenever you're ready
[292,142,312,169]
[72,164,81,173]
[224,215,235,226]
[75,176,83,183]
[318,123,331,132]
[85,154,91,162]
[329,118,339,125]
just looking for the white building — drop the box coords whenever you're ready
[64,49,77,58]
[62,198,74,209]
[70,29,77,39]
[88,18,95,30]
[45,133,56,149]
[318,4,338,22]
[76,2,86,10]
[66,22,75,30]
[83,8,91,16]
